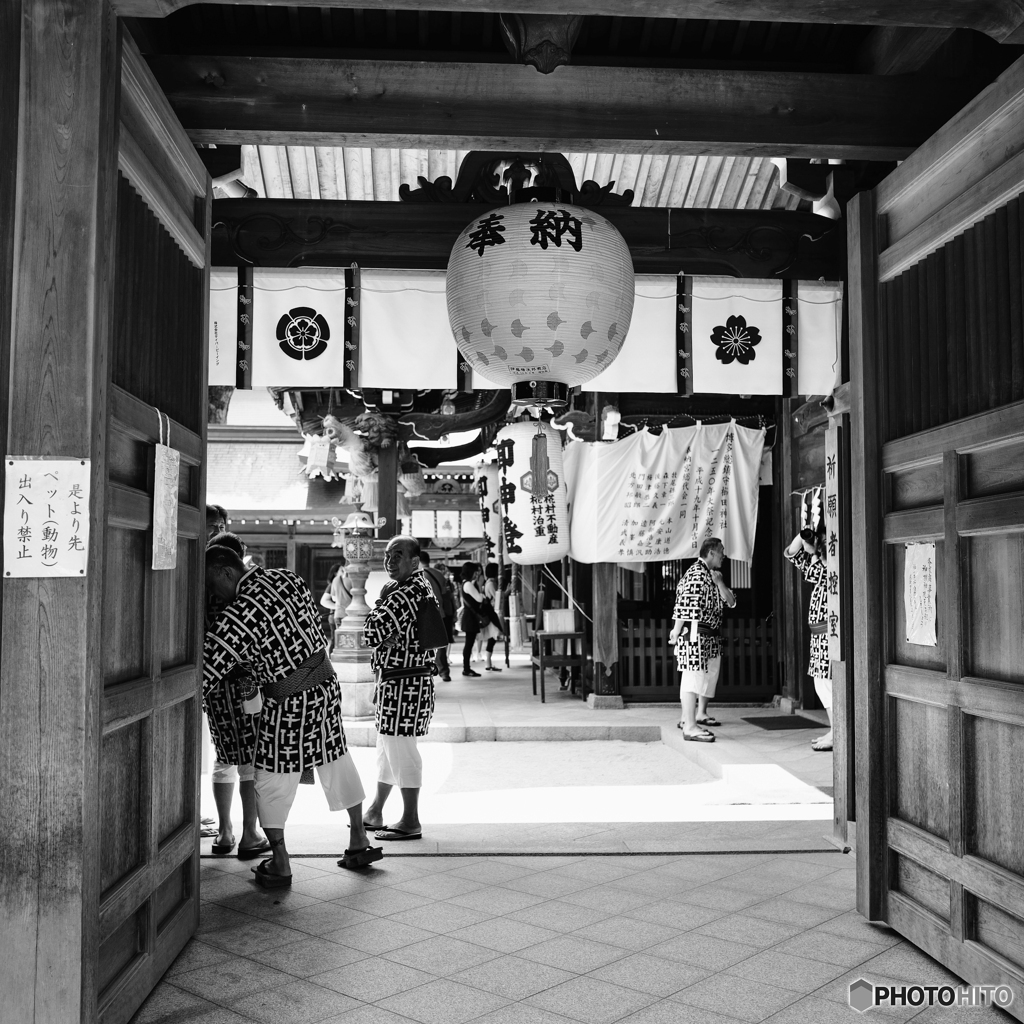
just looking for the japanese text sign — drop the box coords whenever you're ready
[4,458,90,577]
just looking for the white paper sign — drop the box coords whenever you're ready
[904,542,937,646]
[4,458,91,577]
[152,443,180,570]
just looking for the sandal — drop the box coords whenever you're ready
[485,666,501,672]
[237,838,271,860]
[682,730,716,743]
[251,860,292,889]
[811,738,833,751]
[338,846,384,870]
[211,837,236,856]
[695,716,720,727]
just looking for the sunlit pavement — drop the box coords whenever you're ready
[134,849,1009,1024]
[151,664,1015,1023]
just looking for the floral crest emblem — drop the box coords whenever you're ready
[711,314,761,365]
[276,306,330,361]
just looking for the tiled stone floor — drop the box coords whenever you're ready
[132,850,1011,1024]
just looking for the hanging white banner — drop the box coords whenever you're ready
[691,277,782,395]
[251,268,349,386]
[564,422,764,564]
[582,275,677,393]
[798,280,843,397]
[360,270,457,389]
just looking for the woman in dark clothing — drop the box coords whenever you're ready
[459,562,485,677]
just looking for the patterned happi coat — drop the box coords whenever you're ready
[786,547,830,680]
[204,565,346,772]
[203,651,259,768]
[363,573,437,737]
[673,559,725,672]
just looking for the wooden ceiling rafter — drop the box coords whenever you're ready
[114,0,1024,45]
[150,55,974,159]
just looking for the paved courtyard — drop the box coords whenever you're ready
[132,848,1010,1024]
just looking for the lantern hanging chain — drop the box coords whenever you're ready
[544,569,593,622]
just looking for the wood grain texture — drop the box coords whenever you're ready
[212,200,847,280]
[109,0,1024,44]
[149,54,971,159]
[0,3,120,1022]
[847,190,889,922]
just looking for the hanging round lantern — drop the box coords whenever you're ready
[494,421,570,565]
[474,463,502,561]
[447,203,634,408]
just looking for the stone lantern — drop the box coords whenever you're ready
[330,511,386,720]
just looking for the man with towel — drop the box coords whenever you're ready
[362,536,440,842]
[204,545,380,886]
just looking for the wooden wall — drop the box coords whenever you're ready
[112,175,204,434]
[881,199,1024,442]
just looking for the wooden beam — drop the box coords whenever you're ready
[212,200,846,280]
[856,26,956,75]
[113,0,1024,45]
[847,189,889,924]
[0,1,120,1021]
[149,55,974,161]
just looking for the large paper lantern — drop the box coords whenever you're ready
[494,421,570,565]
[474,463,503,561]
[447,203,634,408]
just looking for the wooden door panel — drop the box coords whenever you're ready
[99,723,146,898]
[891,851,952,922]
[891,697,950,840]
[964,715,1024,875]
[103,527,150,686]
[889,541,948,673]
[964,532,1024,683]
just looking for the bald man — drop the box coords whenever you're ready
[362,536,439,841]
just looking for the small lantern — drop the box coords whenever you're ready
[332,511,378,564]
[495,421,570,565]
[447,203,634,408]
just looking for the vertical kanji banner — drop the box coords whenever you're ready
[825,424,843,661]
[563,422,765,564]
[691,277,782,395]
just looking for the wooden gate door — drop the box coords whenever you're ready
[0,8,210,1021]
[96,33,211,1024]
[849,55,1024,1014]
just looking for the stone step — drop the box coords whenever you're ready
[342,718,662,745]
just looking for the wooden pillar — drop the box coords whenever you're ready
[848,189,888,922]
[0,1,120,1020]
[377,442,399,540]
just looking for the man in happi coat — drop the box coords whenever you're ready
[785,526,833,751]
[204,532,267,860]
[670,536,737,742]
[362,536,438,841]
[204,545,379,887]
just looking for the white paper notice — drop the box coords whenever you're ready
[904,542,937,647]
[4,458,91,577]
[152,443,180,570]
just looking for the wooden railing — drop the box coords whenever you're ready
[618,617,776,703]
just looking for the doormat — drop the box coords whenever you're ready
[741,715,823,730]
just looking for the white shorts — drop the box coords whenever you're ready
[814,676,833,710]
[679,656,722,698]
[212,760,255,784]
[255,754,366,830]
[376,734,423,789]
